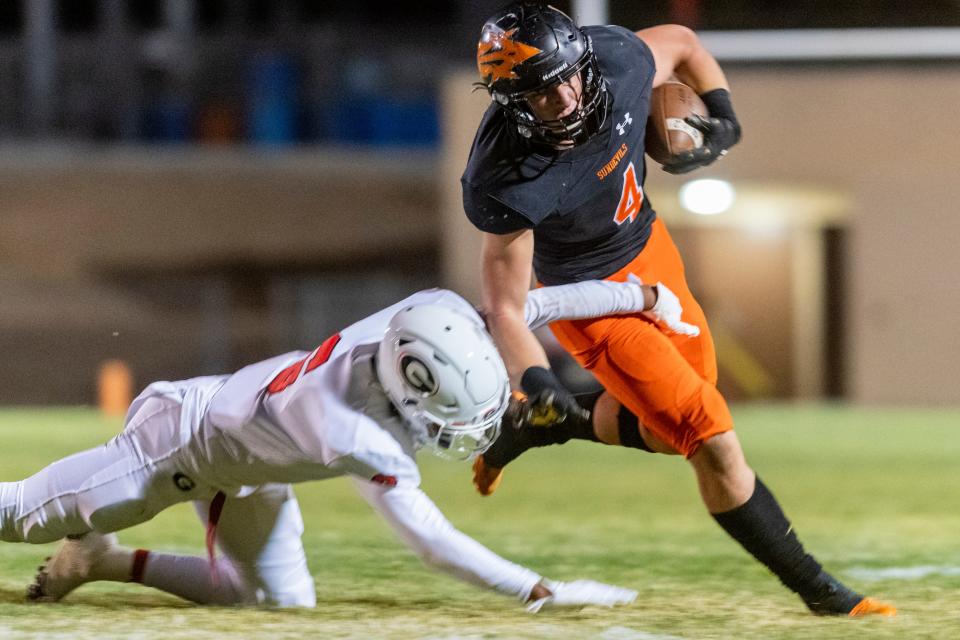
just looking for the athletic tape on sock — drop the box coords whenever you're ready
[130,549,150,583]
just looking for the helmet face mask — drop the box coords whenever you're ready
[424,415,501,462]
[477,3,609,147]
[377,303,509,461]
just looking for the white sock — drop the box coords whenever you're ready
[92,546,135,582]
[135,551,255,605]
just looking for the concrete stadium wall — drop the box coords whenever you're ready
[0,147,437,277]
[712,66,960,406]
[0,148,439,404]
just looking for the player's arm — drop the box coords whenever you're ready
[481,229,550,385]
[481,229,588,422]
[636,24,728,91]
[524,278,657,331]
[636,25,741,174]
[524,276,700,335]
[352,478,636,610]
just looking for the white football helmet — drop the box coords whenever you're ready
[377,302,510,460]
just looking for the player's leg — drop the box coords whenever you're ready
[95,486,315,607]
[560,315,894,615]
[22,395,216,601]
[0,446,125,543]
[590,392,675,454]
[120,495,265,606]
[1,396,201,544]
[132,549,251,605]
[621,220,894,615]
[691,431,895,616]
[570,218,716,454]
[197,483,315,607]
[30,510,252,604]
[31,485,314,607]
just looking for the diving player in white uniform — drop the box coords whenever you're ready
[1,278,692,610]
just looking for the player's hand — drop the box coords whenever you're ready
[662,113,741,175]
[628,274,700,337]
[524,388,589,428]
[526,579,638,613]
[519,366,589,428]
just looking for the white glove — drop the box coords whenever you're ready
[629,274,700,337]
[525,579,638,613]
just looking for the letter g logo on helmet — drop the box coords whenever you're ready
[401,355,438,395]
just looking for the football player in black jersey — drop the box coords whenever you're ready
[461,1,894,618]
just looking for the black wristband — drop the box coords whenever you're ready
[520,366,565,397]
[699,88,738,123]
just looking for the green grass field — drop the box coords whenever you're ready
[0,405,957,639]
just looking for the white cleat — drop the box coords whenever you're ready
[27,532,120,602]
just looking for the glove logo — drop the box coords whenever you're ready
[666,117,704,148]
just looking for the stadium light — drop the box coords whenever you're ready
[679,179,736,215]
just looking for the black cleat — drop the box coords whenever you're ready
[802,572,895,617]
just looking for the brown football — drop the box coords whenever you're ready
[644,82,709,165]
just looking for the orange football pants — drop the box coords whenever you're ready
[548,218,733,457]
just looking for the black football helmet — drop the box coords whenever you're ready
[476,2,608,147]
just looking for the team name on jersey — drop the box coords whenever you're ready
[597,143,628,180]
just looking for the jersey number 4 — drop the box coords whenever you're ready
[267,333,342,394]
[614,161,644,225]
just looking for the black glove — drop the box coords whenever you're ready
[663,88,742,175]
[519,366,590,428]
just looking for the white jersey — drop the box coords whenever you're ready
[151,280,649,494]
[0,281,647,605]
[177,289,473,494]
[121,282,647,601]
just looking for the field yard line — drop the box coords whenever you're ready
[846,565,960,581]
[420,627,687,640]
[598,626,687,640]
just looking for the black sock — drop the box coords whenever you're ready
[712,477,861,614]
[617,407,652,452]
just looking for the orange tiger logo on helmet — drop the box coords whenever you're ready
[477,24,543,85]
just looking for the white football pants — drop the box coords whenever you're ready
[0,390,315,607]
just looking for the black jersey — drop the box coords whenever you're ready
[462,25,657,285]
